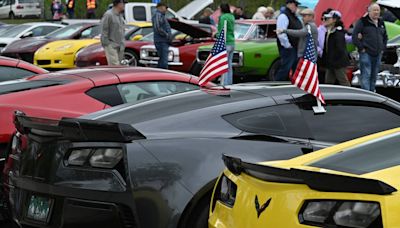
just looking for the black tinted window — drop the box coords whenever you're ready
[86,85,124,106]
[299,102,400,143]
[310,132,400,174]
[223,104,310,138]
[0,66,36,82]
[133,6,146,21]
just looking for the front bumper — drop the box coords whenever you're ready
[34,53,75,69]
[352,69,400,88]
[139,59,183,66]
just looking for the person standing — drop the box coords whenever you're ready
[234,7,248,20]
[275,0,302,81]
[101,0,126,66]
[52,0,63,20]
[66,0,75,19]
[86,0,97,19]
[277,8,318,59]
[199,8,215,25]
[252,6,274,20]
[218,3,235,85]
[152,3,172,69]
[322,10,350,86]
[353,3,388,92]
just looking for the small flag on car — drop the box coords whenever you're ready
[292,26,325,105]
[198,28,229,87]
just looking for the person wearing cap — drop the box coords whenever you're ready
[276,8,318,58]
[152,2,172,69]
[275,0,302,81]
[321,10,351,86]
[199,8,215,25]
[100,0,126,66]
[352,3,388,92]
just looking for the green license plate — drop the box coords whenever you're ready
[26,195,53,222]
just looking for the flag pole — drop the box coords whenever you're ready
[313,97,326,114]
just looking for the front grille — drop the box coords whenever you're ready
[148,50,158,58]
[232,52,241,64]
[119,205,138,228]
[197,50,210,62]
[37,60,51,65]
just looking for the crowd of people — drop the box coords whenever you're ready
[50,0,98,20]
[99,0,390,92]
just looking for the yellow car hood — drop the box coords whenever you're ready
[36,39,100,55]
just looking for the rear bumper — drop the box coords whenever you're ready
[6,177,137,228]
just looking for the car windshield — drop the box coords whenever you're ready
[309,132,400,175]
[46,24,86,39]
[0,25,15,37]
[388,35,400,45]
[235,23,251,40]
[1,25,30,38]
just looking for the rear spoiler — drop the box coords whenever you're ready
[222,154,397,195]
[14,111,145,142]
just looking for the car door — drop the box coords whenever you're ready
[296,98,400,151]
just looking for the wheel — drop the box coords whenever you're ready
[267,59,281,81]
[8,12,15,19]
[184,199,209,228]
[122,49,138,66]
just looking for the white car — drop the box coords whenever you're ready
[0,0,41,19]
[0,22,64,52]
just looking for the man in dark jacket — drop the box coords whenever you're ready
[352,3,388,92]
[275,0,302,81]
[152,2,172,69]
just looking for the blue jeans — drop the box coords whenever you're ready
[359,52,382,92]
[275,47,298,81]
[221,45,234,86]
[155,42,169,69]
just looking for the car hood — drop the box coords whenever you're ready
[3,37,51,52]
[378,0,400,19]
[168,19,212,38]
[36,39,100,55]
[176,0,213,20]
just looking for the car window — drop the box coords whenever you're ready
[38,26,60,36]
[46,24,85,39]
[117,81,198,103]
[299,102,400,143]
[309,132,400,175]
[81,25,100,38]
[1,25,30,38]
[0,66,36,82]
[235,23,251,40]
[86,85,124,106]
[133,6,146,21]
[223,104,310,138]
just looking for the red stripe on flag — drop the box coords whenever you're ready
[200,52,227,76]
[199,54,228,78]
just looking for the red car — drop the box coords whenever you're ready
[0,56,47,82]
[75,20,215,73]
[0,67,204,151]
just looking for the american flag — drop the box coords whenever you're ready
[292,31,325,104]
[198,29,228,87]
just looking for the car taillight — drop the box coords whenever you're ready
[16,5,23,9]
[66,148,124,169]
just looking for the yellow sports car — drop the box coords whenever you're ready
[210,128,400,228]
[34,22,152,70]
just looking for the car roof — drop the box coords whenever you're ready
[84,84,385,125]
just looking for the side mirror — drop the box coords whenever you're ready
[21,31,33,38]
[131,35,143,41]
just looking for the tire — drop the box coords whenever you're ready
[122,49,138,66]
[8,12,14,19]
[267,59,281,81]
[185,199,209,228]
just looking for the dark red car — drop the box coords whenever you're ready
[0,56,47,82]
[1,23,99,63]
[0,67,204,151]
[75,20,215,73]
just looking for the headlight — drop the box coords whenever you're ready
[168,50,174,62]
[66,148,123,169]
[212,175,237,210]
[299,200,382,228]
[89,148,123,168]
[140,49,147,59]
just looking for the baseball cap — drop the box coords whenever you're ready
[324,10,342,19]
[286,0,300,5]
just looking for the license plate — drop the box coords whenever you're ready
[27,4,34,8]
[26,195,53,222]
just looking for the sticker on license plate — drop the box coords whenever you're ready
[26,195,53,223]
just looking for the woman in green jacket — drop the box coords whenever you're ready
[218,3,235,85]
